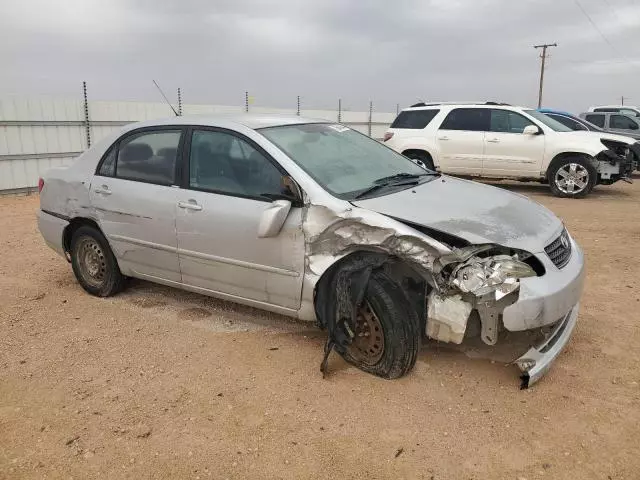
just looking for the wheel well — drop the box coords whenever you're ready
[313,251,428,333]
[62,217,102,254]
[546,152,592,180]
[402,149,433,161]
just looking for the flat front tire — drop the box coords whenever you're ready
[341,271,421,379]
[548,156,596,198]
[70,225,125,297]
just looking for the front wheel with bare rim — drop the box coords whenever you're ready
[548,156,596,198]
[341,270,421,379]
[70,225,125,297]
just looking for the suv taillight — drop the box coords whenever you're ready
[38,178,44,193]
[383,132,394,142]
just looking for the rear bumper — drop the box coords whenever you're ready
[515,304,579,388]
[37,210,68,258]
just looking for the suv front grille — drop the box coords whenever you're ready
[545,229,572,269]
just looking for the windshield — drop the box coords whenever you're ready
[259,123,432,199]
[524,109,573,132]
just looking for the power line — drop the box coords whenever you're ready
[572,0,621,55]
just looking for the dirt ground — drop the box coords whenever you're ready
[1,178,639,480]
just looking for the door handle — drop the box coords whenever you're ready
[438,136,449,141]
[94,185,112,195]
[486,138,500,143]
[178,200,203,211]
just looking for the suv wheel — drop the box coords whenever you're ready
[404,151,435,171]
[548,156,596,198]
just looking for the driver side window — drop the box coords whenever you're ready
[489,110,534,133]
[188,130,286,200]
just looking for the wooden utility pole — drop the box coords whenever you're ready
[534,43,557,108]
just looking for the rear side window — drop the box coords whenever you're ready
[610,114,639,130]
[585,114,605,128]
[390,110,439,129]
[594,108,617,113]
[97,130,183,185]
[548,114,588,131]
[439,108,490,132]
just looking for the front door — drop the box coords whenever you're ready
[90,127,184,282]
[436,108,488,175]
[482,109,545,177]
[609,114,640,136]
[175,128,305,311]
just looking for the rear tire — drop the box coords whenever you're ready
[548,156,596,198]
[70,226,125,297]
[341,271,421,379]
[404,151,435,171]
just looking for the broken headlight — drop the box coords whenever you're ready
[451,255,536,299]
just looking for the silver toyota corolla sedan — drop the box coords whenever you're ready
[37,114,585,387]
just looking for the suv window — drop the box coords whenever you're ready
[439,108,489,132]
[585,114,605,128]
[390,110,440,129]
[99,130,182,185]
[547,114,588,131]
[594,108,618,113]
[620,109,640,118]
[610,114,639,130]
[489,110,535,133]
[189,129,285,200]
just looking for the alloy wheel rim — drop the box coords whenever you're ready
[555,163,589,194]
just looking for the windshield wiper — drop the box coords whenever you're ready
[354,172,436,199]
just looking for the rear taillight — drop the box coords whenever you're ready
[383,132,394,142]
[38,177,44,193]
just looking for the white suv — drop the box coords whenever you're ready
[384,102,634,198]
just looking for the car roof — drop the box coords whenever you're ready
[402,102,529,111]
[123,113,327,130]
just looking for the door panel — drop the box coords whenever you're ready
[176,128,305,310]
[90,178,182,281]
[176,192,304,309]
[436,131,485,174]
[90,127,184,282]
[436,108,489,175]
[482,109,545,177]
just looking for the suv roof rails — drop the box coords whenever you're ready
[410,102,426,107]
[406,101,511,108]
[485,101,511,106]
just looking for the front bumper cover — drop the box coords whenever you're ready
[515,303,579,388]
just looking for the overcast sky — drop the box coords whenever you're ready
[1,0,639,113]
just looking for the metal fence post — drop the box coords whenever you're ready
[245,91,249,113]
[338,98,342,123]
[177,88,183,116]
[368,101,373,137]
[297,95,300,116]
[82,81,91,148]
[396,103,400,115]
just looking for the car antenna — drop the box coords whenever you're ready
[152,80,179,116]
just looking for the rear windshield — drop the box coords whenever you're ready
[391,110,440,129]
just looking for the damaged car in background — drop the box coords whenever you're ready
[37,115,585,388]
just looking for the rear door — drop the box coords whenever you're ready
[175,127,305,310]
[435,108,488,175]
[482,109,545,177]
[90,127,184,282]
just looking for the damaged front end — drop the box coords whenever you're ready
[597,140,635,184]
[308,204,576,388]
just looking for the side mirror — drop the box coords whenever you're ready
[281,175,303,205]
[523,125,541,135]
[258,199,292,238]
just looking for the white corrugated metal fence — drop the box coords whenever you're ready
[0,95,396,192]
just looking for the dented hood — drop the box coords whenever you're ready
[352,176,562,254]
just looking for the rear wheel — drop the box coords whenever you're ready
[548,156,596,198]
[70,226,125,297]
[404,151,435,171]
[341,271,421,379]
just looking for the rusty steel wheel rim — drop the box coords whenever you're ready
[348,301,385,365]
[76,237,107,288]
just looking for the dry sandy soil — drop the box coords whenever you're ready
[1,179,639,480]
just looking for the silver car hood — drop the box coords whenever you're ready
[352,177,562,254]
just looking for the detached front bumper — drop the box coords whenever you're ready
[515,304,579,388]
